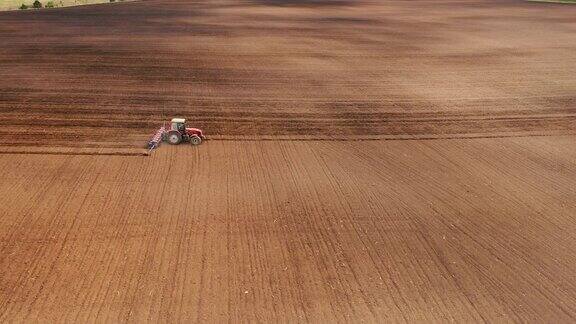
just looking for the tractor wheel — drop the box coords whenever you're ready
[167,131,182,145]
[190,135,202,146]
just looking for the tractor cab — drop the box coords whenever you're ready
[163,117,205,146]
[171,118,186,133]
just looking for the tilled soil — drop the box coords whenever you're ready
[0,0,575,150]
[1,0,576,322]
[1,138,575,322]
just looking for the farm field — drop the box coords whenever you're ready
[1,138,576,322]
[0,0,576,322]
[0,0,113,11]
[0,0,575,152]
[528,0,576,3]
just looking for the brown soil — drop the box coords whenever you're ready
[0,0,576,322]
[1,138,576,322]
[0,0,575,149]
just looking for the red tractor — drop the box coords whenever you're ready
[162,118,205,145]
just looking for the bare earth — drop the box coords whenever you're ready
[0,0,575,149]
[0,0,113,12]
[0,0,575,322]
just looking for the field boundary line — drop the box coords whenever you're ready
[1,132,574,156]
[208,131,576,142]
[0,147,148,156]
